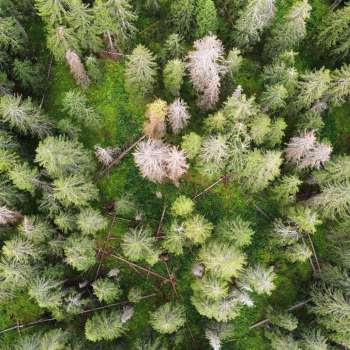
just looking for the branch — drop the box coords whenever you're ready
[249,298,312,330]
[0,294,157,334]
[97,135,146,178]
[111,254,171,282]
[156,204,167,238]
[192,176,225,200]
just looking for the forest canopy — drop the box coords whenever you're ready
[1,0,350,349]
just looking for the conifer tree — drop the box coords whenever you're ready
[85,310,124,341]
[0,17,25,54]
[170,0,195,36]
[313,155,350,186]
[286,243,312,263]
[167,99,191,134]
[165,146,189,186]
[297,68,331,109]
[47,26,79,61]
[329,64,350,106]
[241,150,282,192]
[183,214,213,244]
[28,276,64,311]
[125,45,157,99]
[53,175,98,207]
[239,265,276,295]
[121,227,159,265]
[192,275,229,301]
[268,308,299,331]
[65,50,90,87]
[317,4,350,59]
[65,0,102,53]
[163,60,186,97]
[162,220,186,255]
[199,241,246,280]
[181,132,202,159]
[92,278,121,303]
[133,139,169,183]
[265,0,311,56]
[34,0,67,25]
[260,84,288,111]
[8,162,38,193]
[150,303,186,334]
[187,35,226,110]
[64,235,96,271]
[216,217,254,247]
[36,136,94,178]
[77,208,108,236]
[249,114,271,145]
[272,175,302,205]
[63,90,100,127]
[0,95,52,138]
[2,237,40,263]
[171,196,194,217]
[93,0,137,52]
[310,182,350,220]
[162,34,185,60]
[143,99,167,139]
[195,0,218,38]
[311,286,350,345]
[234,0,276,50]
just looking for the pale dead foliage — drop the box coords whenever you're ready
[65,50,90,87]
[187,36,226,110]
[133,139,169,183]
[94,145,119,166]
[165,146,189,186]
[285,130,332,169]
[167,99,191,134]
[133,139,188,185]
[285,130,316,163]
[0,206,22,224]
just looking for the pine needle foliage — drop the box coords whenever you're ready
[149,303,186,334]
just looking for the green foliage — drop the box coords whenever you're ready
[260,84,288,111]
[216,216,254,247]
[77,207,108,235]
[268,308,298,331]
[317,4,350,59]
[125,44,157,99]
[192,275,229,301]
[162,220,186,255]
[62,90,100,128]
[0,95,52,138]
[171,195,194,217]
[199,240,246,280]
[163,59,185,97]
[149,303,186,334]
[85,310,123,341]
[36,136,94,178]
[8,162,38,193]
[272,175,301,205]
[181,132,202,159]
[63,235,96,271]
[265,0,311,56]
[121,227,159,265]
[92,278,121,303]
[183,214,213,244]
[171,0,195,35]
[240,150,282,192]
[287,205,321,234]
[195,0,218,38]
[52,176,97,209]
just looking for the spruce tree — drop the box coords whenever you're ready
[195,0,218,38]
[125,45,157,99]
